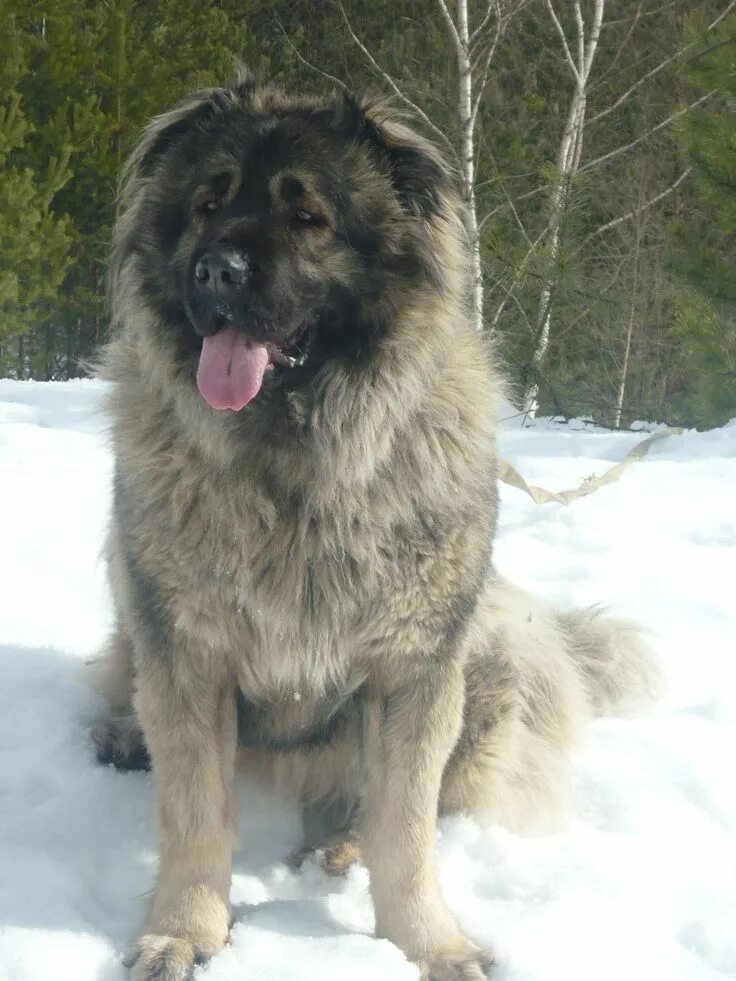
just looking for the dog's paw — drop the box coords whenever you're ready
[125,934,213,981]
[92,716,150,772]
[289,833,361,877]
[419,946,494,981]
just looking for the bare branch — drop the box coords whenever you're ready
[487,275,535,333]
[470,0,496,47]
[709,0,736,31]
[485,149,533,245]
[583,167,691,242]
[470,0,502,132]
[588,0,736,126]
[581,91,714,172]
[600,0,643,82]
[335,1,459,163]
[474,169,538,190]
[574,1,585,75]
[603,0,679,28]
[275,16,351,95]
[687,36,736,65]
[471,0,532,55]
[479,182,552,227]
[503,186,532,246]
[588,52,684,126]
[434,0,463,55]
[544,0,582,83]
[488,218,556,331]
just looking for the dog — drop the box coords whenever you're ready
[90,71,660,981]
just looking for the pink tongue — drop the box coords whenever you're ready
[196,326,269,411]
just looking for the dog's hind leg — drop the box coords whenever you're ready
[290,798,361,876]
[440,578,660,831]
[290,829,361,877]
[89,625,136,712]
[92,713,150,772]
[89,627,150,772]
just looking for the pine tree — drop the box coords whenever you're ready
[1,0,733,425]
[0,5,72,376]
[670,24,736,427]
[12,0,256,376]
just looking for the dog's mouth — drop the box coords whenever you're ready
[195,316,317,411]
[265,317,316,370]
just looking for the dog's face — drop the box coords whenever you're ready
[117,80,454,410]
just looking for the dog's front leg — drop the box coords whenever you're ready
[362,659,492,980]
[128,651,237,981]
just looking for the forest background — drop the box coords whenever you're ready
[1,0,734,428]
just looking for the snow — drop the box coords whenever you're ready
[0,378,734,981]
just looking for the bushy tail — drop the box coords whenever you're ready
[554,606,663,716]
[455,580,662,829]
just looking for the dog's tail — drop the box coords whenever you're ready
[452,580,662,829]
[553,605,663,716]
[479,577,662,722]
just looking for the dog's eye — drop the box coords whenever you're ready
[192,191,220,217]
[293,208,327,229]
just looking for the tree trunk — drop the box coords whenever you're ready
[524,87,585,416]
[524,0,605,417]
[44,323,53,380]
[456,0,483,330]
[614,178,644,428]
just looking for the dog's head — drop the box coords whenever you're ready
[111,73,460,411]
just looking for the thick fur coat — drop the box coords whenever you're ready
[91,75,660,981]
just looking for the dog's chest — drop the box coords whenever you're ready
[235,682,364,752]
[142,465,378,693]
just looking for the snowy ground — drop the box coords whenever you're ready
[0,378,734,981]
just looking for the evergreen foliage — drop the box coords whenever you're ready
[0,0,733,427]
[669,23,736,426]
[0,8,72,372]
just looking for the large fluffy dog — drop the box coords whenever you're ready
[91,73,660,980]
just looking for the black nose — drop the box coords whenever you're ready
[193,248,249,294]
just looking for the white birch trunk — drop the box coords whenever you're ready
[340,0,513,331]
[524,0,605,417]
[614,179,643,428]
[456,0,484,330]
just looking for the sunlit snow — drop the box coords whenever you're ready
[1,379,734,981]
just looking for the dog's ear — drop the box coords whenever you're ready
[231,62,259,101]
[378,132,452,220]
[338,93,453,220]
[129,91,220,181]
[133,70,262,180]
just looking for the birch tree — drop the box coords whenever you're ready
[433,0,508,327]
[518,0,735,416]
[5,0,735,426]
[329,0,526,331]
[614,167,646,428]
[522,0,605,416]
